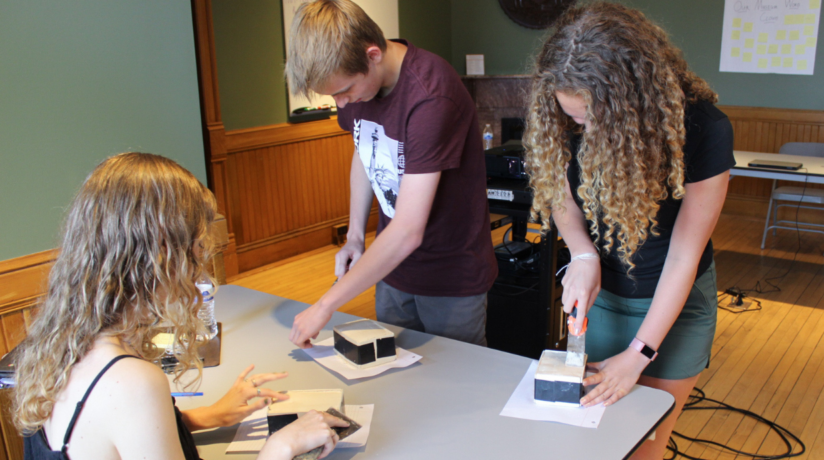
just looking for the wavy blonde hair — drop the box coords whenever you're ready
[524,3,717,272]
[14,152,218,433]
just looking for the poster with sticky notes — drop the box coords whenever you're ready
[720,0,820,75]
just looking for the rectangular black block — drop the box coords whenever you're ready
[376,337,395,359]
[334,330,376,365]
[534,379,584,405]
[267,413,298,434]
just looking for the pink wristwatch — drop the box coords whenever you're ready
[629,338,658,361]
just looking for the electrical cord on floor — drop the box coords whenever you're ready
[664,387,805,460]
[717,289,763,313]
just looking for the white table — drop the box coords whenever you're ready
[732,150,824,184]
[173,285,674,460]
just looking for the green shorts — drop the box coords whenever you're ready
[585,262,718,380]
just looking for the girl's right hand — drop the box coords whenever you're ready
[259,410,350,460]
[561,254,601,332]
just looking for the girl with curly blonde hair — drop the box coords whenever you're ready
[524,4,734,458]
[14,153,346,460]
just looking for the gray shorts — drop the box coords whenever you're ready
[374,281,488,346]
[586,262,718,380]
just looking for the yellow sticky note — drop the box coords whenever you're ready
[769,44,779,53]
[798,60,808,70]
[777,30,787,40]
[790,30,801,40]
[744,22,754,32]
[785,15,796,25]
[805,14,816,24]
[732,30,741,40]
[772,56,782,66]
[804,26,815,35]
[743,52,753,62]
[796,44,806,54]
[745,38,755,48]
[733,18,742,28]
[732,47,741,57]
[757,45,767,54]
[758,33,769,43]
[758,58,768,68]
[807,36,817,46]
[784,57,794,67]
[782,44,792,53]
[811,0,821,9]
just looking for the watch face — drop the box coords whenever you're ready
[498,0,577,29]
[641,345,656,360]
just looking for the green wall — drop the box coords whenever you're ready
[399,0,452,64]
[211,1,822,131]
[212,0,452,131]
[213,0,288,130]
[450,0,546,75]
[623,0,822,110]
[0,1,206,261]
[449,0,823,110]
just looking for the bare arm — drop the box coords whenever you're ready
[553,171,601,332]
[582,171,730,406]
[290,171,441,347]
[107,361,188,460]
[636,171,730,349]
[334,153,376,277]
[181,365,289,431]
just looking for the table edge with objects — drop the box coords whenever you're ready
[171,285,675,460]
[731,150,824,184]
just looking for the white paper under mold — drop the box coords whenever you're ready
[500,360,605,428]
[303,337,421,380]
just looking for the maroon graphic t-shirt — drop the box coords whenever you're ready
[337,40,497,297]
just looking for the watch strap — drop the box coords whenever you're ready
[629,338,658,361]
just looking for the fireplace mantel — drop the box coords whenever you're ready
[461,75,531,147]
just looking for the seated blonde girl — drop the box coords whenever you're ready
[14,152,347,460]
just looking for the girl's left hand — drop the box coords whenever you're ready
[580,348,650,407]
[209,364,290,427]
[184,364,290,430]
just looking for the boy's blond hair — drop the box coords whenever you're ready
[285,0,386,99]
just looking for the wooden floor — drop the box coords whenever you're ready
[230,214,824,459]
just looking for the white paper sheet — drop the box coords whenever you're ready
[302,337,422,380]
[719,0,820,75]
[500,360,605,428]
[227,404,374,453]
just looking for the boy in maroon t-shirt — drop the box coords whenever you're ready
[285,0,496,348]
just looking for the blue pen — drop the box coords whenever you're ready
[172,392,203,397]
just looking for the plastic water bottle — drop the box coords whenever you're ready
[195,277,218,341]
[482,124,493,150]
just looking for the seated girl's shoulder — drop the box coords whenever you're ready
[95,356,171,401]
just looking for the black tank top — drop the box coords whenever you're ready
[24,355,201,460]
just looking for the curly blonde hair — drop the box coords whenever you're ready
[14,152,218,433]
[524,2,717,272]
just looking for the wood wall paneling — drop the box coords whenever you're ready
[0,251,54,321]
[191,0,379,275]
[192,0,238,278]
[222,126,368,272]
[0,388,21,460]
